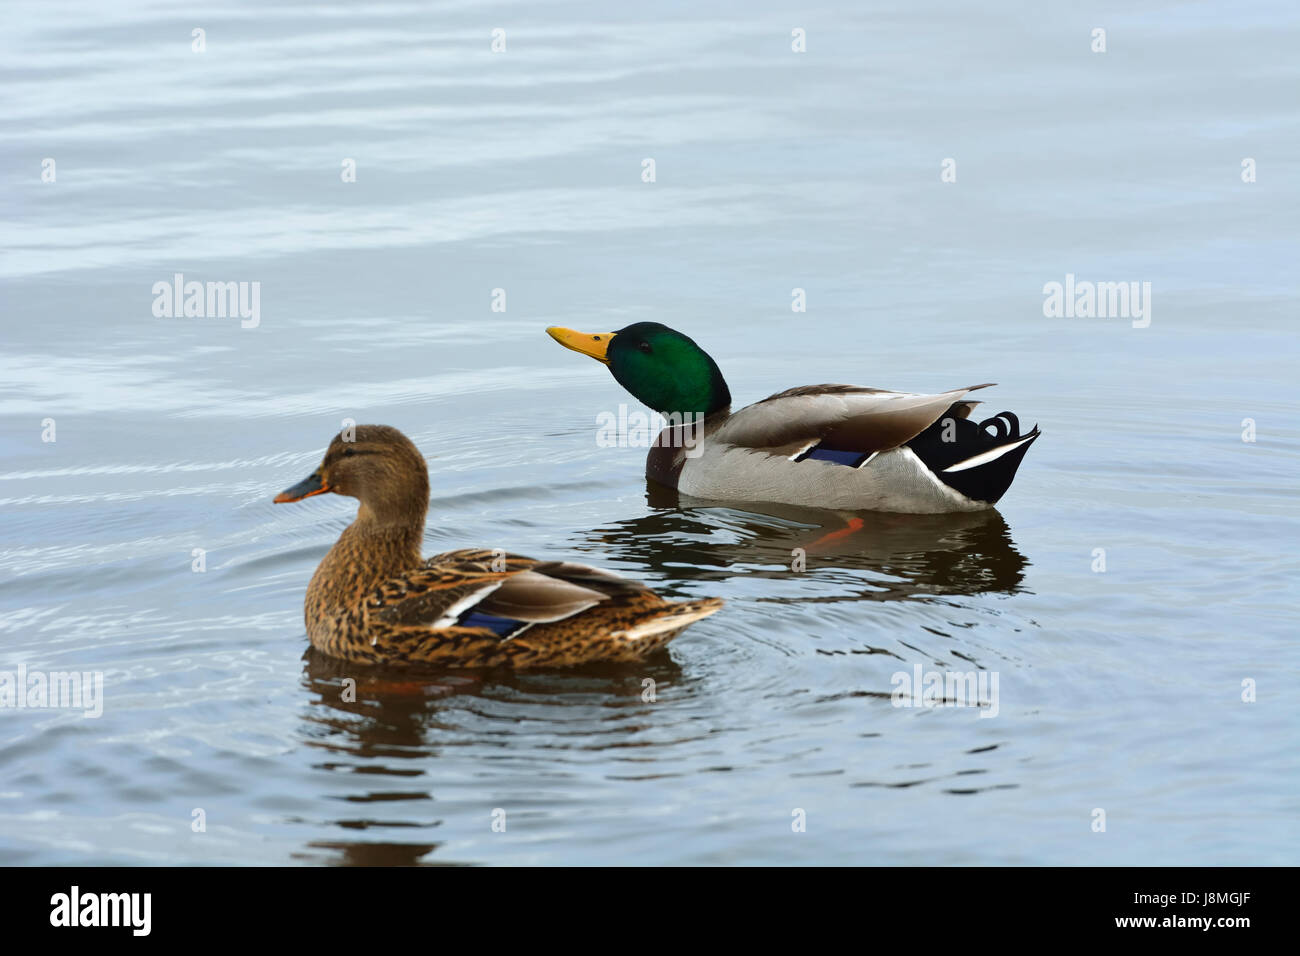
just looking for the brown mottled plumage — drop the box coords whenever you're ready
[274,425,722,669]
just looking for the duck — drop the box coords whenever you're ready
[546,323,1039,514]
[273,424,722,668]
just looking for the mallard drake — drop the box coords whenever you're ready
[273,425,722,668]
[546,323,1039,514]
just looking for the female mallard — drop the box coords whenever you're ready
[546,323,1039,514]
[273,424,722,668]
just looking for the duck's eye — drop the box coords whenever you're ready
[342,447,355,458]
[637,341,652,354]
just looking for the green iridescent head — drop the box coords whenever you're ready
[547,322,731,418]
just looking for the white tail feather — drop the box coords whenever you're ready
[943,434,1036,474]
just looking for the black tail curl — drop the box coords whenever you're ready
[906,406,1040,505]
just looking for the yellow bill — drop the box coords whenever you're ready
[546,326,615,364]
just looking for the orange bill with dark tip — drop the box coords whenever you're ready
[274,472,331,503]
[545,326,615,364]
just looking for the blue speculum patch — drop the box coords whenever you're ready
[798,446,872,468]
[458,609,530,638]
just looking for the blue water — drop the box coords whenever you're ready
[0,0,1296,865]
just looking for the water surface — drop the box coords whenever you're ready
[0,0,1297,865]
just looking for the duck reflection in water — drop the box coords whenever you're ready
[297,649,685,866]
[560,482,1029,603]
